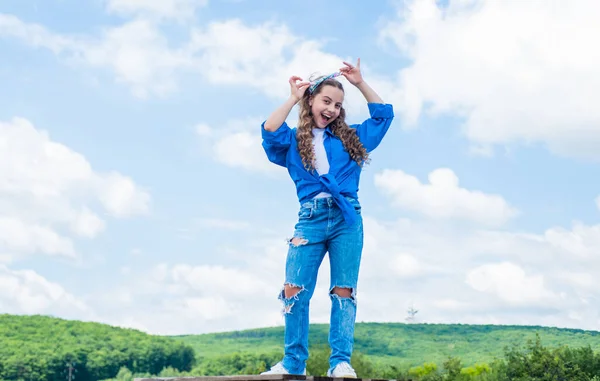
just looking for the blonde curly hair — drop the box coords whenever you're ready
[296,78,369,171]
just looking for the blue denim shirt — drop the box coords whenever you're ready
[261,103,394,225]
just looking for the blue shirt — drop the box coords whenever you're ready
[261,102,394,225]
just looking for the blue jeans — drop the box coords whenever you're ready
[279,196,363,375]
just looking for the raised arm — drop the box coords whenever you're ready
[341,58,394,152]
[355,81,384,104]
[263,76,310,132]
[339,58,384,104]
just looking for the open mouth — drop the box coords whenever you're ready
[321,113,332,124]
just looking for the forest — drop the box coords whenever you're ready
[0,314,195,381]
[2,314,600,380]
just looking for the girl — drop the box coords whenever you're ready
[260,58,394,378]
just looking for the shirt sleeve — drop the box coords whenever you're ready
[353,103,395,152]
[261,121,293,167]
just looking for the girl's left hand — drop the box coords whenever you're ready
[340,58,363,86]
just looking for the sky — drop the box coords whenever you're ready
[1,0,600,336]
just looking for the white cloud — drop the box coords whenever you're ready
[189,19,298,91]
[0,14,71,53]
[0,15,191,98]
[465,262,560,306]
[0,265,91,316]
[390,253,422,278]
[70,208,106,238]
[167,264,270,296]
[559,272,597,292]
[543,222,600,259]
[0,117,92,197]
[195,123,212,137]
[85,212,600,334]
[432,298,471,311]
[98,172,150,218]
[105,0,208,21]
[196,117,288,175]
[0,14,374,111]
[80,19,192,98]
[189,20,344,97]
[213,132,276,174]
[0,218,75,259]
[174,296,233,321]
[379,0,600,159]
[91,261,283,334]
[0,117,150,261]
[187,19,374,116]
[374,168,519,226]
[354,215,600,328]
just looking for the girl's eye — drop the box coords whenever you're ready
[335,104,341,109]
[324,100,330,104]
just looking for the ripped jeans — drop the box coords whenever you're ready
[279,196,363,375]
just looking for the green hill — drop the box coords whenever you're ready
[0,314,195,381]
[175,322,600,368]
[2,314,600,380]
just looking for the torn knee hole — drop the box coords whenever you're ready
[284,284,302,299]
[279,284,306,315]
[289,237,308,247]
[331,287,353,298]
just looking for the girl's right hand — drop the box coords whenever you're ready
[289,76,310,103]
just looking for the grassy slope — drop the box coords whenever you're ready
[174,322,600,367]
[0,313,187,363]
[4,314,599,369]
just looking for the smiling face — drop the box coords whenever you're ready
[309,84,345,129]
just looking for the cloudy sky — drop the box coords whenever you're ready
[1,0,600,336]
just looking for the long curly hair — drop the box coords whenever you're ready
[296,78,369,171]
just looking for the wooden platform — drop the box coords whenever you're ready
[134,376,397,381]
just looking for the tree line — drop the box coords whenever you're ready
[105,335,600,381]
[0,314,195,381]
[3,314,600,380]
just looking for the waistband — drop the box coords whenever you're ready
[303,195,358,208]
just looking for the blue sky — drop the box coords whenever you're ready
[1,0,600,335]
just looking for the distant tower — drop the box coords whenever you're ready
[66,361,77,381]
[406,305,419,323]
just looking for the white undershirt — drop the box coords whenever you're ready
[312,128,332,199]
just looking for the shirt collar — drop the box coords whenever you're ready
[312,126,335,136]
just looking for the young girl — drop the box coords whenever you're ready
[260,58,394,378]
